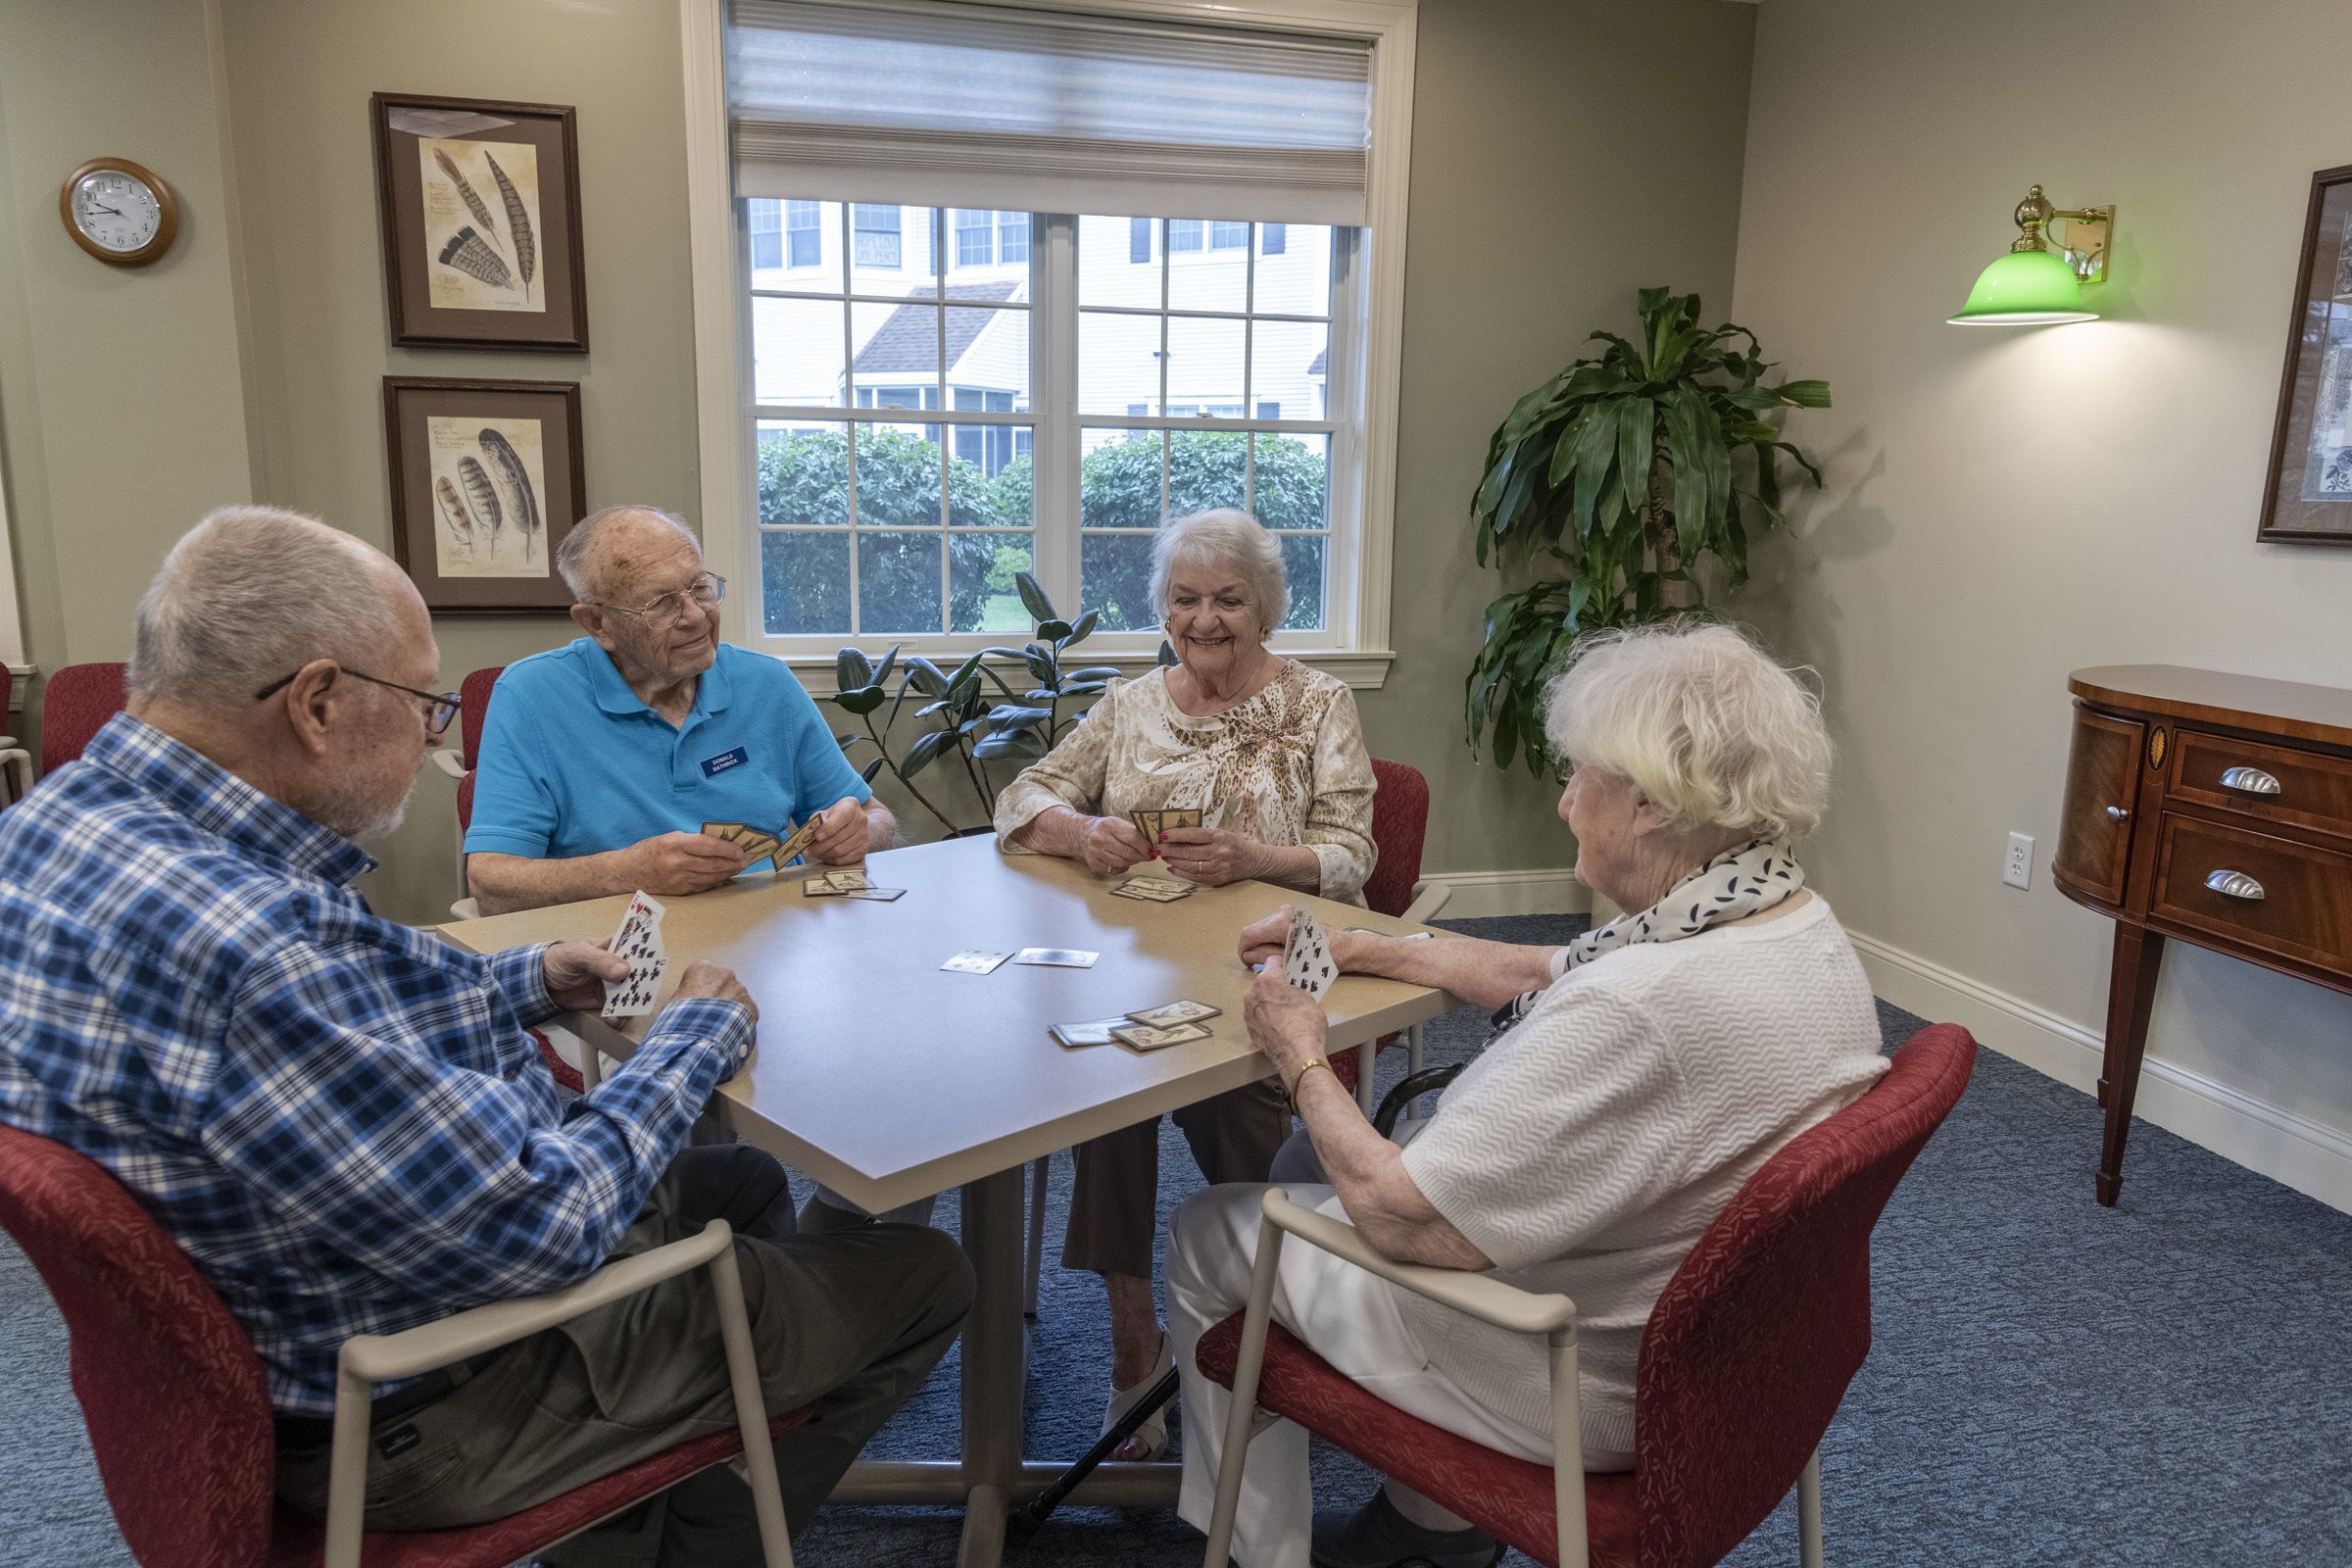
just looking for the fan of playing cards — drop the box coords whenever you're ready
[1280,904,1337,1000]
[603,891,669,1020]
[700,816,820,869]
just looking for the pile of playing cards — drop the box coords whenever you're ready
[1111,874,1194,903]
[943,946,1097,975]
[702,817,819,869]
[803,867,904,901]
[1053,998,1222,1051]
[1281,905,1337,1001]
[1128,806,1202,843]
[602,891,669,1020]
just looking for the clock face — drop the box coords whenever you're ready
[72,170,163,255]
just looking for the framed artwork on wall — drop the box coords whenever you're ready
[384,376,585,613]
[2259,163,2352,544]
[370,92,589,352]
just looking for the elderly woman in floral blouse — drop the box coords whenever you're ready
[995,506,1377,1459]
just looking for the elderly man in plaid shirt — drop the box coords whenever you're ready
[0,507,971,1568]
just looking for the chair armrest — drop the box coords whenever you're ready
[0,748,29,802]
[1401,880,1452,924]
[429,748,466,781]
[1259,1189,1575,1338]
[338,1221,733,1384]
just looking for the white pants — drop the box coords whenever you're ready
[1167,1181,1560,1568]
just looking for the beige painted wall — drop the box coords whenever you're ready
[0,0,1758,926]
[1733,0,2352,1150]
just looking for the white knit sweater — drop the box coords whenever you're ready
[1396,895,1887,1459]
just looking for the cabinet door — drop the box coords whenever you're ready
[2054,705,2143,906]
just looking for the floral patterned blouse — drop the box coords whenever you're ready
[993,661,1378,904]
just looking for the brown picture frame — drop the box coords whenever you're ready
[2257,163,2352,544]
[384,376,585,613]
[370,92,588,352]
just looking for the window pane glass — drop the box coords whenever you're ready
[945,306,1030,419]
[1210,220,1249,251]
[1253,222,1331,318]
[852,421,943,528]
[786,200,827,271]
[951,207,994,269]
[1080,531,1159,632]
[760,530,851,634]
[851,299,942,409]
[956,430,1033,526]
[1168,219,1203,253]
[953,532,1035,632]
[757,422,851,526]
[857,530,944,633]
[750,199,843,291]
[1080,427,1165,529]
[1168,230,1248,315]
[850,205,939,297]
[1165,315,1246,414]
[1000,213,1030,263]
[1250,432,1329,529]
[753,296,846,407]
[1168,429,1250,518]
[1251,319,1330,422]
[1080,311,1162,416]
[1080,215,1160,308]
[1277,533,1326,632]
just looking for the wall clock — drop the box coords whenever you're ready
[59,158,179,267]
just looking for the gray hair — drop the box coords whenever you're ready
[1544,620,1834,842]
[1149,508,1289,633]
[129,506,412,709]
[557,505,700,603]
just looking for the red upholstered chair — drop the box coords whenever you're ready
[0,1121,806,1568]
[1197,1024,1980,1568]
[1328,759,1451,1109]
[38,661,129,775]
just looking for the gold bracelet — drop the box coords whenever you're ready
[1285,1057,1333,1114]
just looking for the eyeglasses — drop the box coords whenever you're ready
[592,572,725,631]
[254,668,462,734]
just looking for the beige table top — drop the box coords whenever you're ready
[440,835,1452,1212]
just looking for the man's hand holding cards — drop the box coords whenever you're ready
[602,892,670,1020]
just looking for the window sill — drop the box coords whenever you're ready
[778,647,1394,698]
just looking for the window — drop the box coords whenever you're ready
[749,199,783,270]
[703,0,1413,672]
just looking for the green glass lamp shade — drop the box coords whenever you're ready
[1948,247,2098,324]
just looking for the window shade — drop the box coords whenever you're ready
[727,0,1375,225]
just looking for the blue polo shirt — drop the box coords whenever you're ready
[464,639,870,866]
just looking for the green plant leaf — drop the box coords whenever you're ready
[834,684,887,715]
[989,704,1053,728]
[1157,641,1180,667]
[870,643,902,688]
[1772,441,1825,487]
[1064,665,1121,682]
[1061,680,1108,696]
[858,757,888,784]
[1013,570,1055,621]
[1775,379,1833,409]
[1037,618,1073,642]
[905,657,950,698]
[902,728,958,779]
[1022,645,1058,688]
[1569,401,1623,533]
[1064,610,1099,646]
[974,731,1050,761]
[835,648,874,691]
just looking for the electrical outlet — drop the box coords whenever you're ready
[2003,832,2034,891]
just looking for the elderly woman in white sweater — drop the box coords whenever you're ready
[1166,621,1889,1568]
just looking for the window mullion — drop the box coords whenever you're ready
[1036,213,1082,614]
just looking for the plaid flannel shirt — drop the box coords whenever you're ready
[0,715,750,1415]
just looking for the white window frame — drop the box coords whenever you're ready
[681,0,1416,694]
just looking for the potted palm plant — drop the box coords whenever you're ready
[1464,286,1831,775]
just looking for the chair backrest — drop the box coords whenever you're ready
[459,664,506,772]
[39,662,129,776]
[1631,1024,1977,1567]
[0,1122,277,1567]
[1363,758,1431,919]
[457,767,478,834]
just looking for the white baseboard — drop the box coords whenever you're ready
[1848,929,2352,1215]
[1421,866,1592,919]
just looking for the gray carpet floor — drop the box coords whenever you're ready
[4,913,2348,1565]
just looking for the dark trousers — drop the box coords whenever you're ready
[1060,1077,1289,1279]
[276,1144,973,1567]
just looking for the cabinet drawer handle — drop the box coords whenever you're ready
[2219,765,2281,796]
[2204,868,2266,902]
[2104,806,2129,823]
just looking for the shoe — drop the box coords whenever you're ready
[1102,1332,1173,1461]
[1309,1487,1503,1568]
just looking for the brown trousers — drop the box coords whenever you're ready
[1060,1076,1290,1278]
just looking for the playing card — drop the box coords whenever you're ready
[1155,807,1204,834]
[1126,999,1222,1027]
[1112,874,1195,902]
[1013,948,1099,968]
[700,821,748,844]
[1049,1016,1130,1049]
[804,874,849,896]
[821,868,868,892]
[732,829,785,863]
[1111,1019,1213,1051]
[842,887,906,901]
[770,816,821,867]
[942,950,1013,974]
[603,892,669,1020]
[1282,905,1337,1001]
[1128,808,1162,842]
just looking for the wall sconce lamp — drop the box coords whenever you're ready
[1948,184,2115,324]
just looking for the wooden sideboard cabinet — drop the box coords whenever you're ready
[2056,665,2352,1205]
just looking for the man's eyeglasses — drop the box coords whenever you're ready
[254,669,462,733]
[591,572,725,631]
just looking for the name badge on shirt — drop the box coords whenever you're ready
[700,746,751,778]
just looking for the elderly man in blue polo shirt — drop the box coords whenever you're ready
[465,504,894,915]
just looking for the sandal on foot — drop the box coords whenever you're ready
[1102,1332,1174,1461]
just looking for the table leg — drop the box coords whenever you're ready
[2095,923,2166,1207]
[957,1165,1026,1568]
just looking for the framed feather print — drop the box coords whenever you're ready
[371,93,588,351]
[384,376,585,612]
